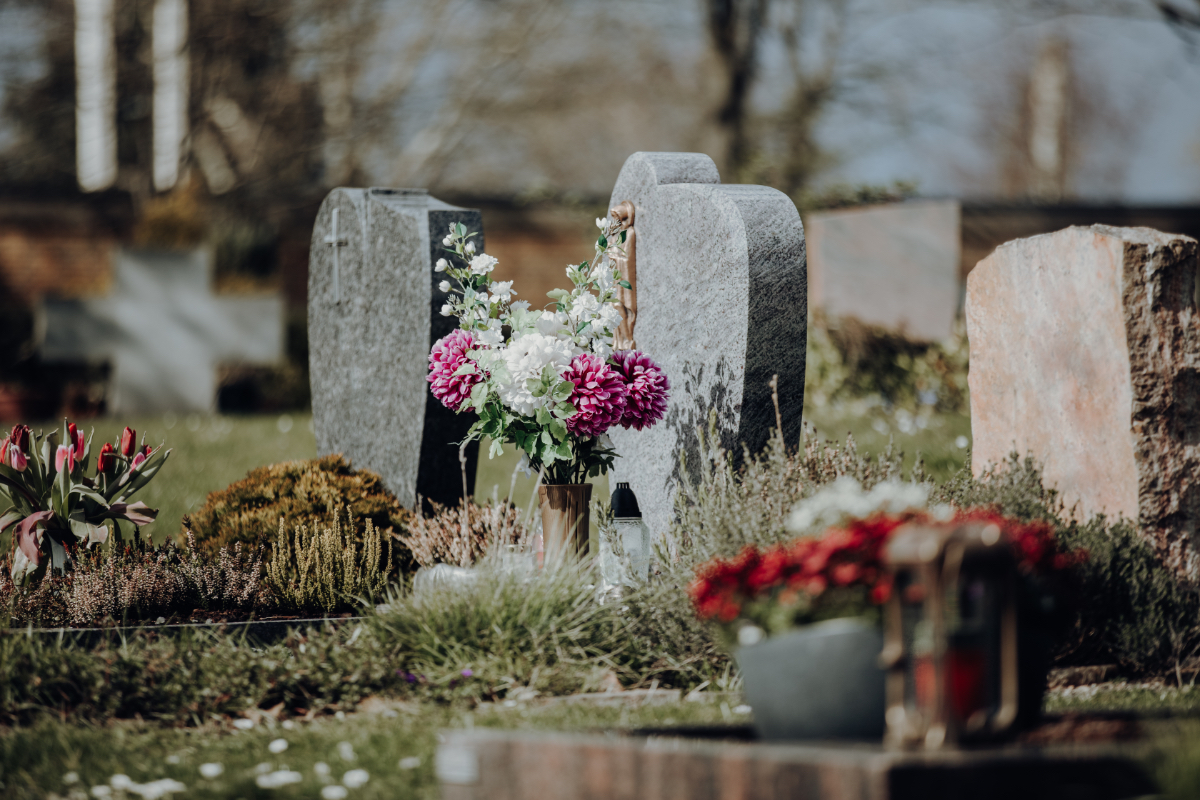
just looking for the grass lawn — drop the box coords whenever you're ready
[0,696,741,800]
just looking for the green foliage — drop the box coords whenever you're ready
[187,454,412,567]
[266,507,393,614]
[806,313,970,416]
[935,453,1200,675]
[370,556,651,695]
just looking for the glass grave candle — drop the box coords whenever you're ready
[600,482,652,588]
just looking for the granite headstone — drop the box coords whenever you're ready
[607,152,807,544]
[40,248,283,414]
[968,225,1200,581]
[308,188,479,510]
[806,199,961,341]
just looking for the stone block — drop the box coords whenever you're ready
[967,225,1200,578]
[308,188,479,510]
[806,200,961,341]
[606,152,807,543]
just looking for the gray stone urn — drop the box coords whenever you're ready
[735,617,886,741]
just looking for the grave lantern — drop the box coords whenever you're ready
[880,521,1019,749]
[601,482,652,587]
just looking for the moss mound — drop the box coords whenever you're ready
[186,455,414,569]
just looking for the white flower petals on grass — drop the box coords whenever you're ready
[342,769,370,789]
[733,704,752,715]
[91,786,112,798]
[110,775,133,791]
[314,762,331,778]
[337,741,356,762]
[64,772,80,785]
[232,718,255,730]
[268,738,289,754]
[321,787,349,800]
[255,770,303,789]
[199,763,224,779]
[398,756,421,770]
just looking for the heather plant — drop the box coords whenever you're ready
[0,532,263,627]
[265,507,393,614]
[399,498,529,568]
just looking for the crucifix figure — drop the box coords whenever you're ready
[611,200,637,351]
[323,207,348,303]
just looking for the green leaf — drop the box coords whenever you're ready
[552,381,575,402]
[489,439,504,458]
[619,230,627,244]
[546,289,569,300]
[456,222,467,237]
[548,419,567,441]
[554,402,576,417]
[598,235,608,249]
[555,441,573,460]
[576,321,590,334]
[618,280,632,290]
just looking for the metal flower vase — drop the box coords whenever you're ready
[539,484,592,566]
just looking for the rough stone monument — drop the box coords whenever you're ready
[40,248,283,414]
[607,152,807,542]
[967,225,1200,580]
[806,199,961,341]
[309,188,479,510]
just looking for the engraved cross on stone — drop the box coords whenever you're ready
[323,207,348,303]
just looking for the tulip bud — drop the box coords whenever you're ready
[9,447,26,473]
[68,423,85,461]
[10,424,30,454]
[96,442,116,473]
[120,427,136,457]
[130,451,147,471]
[55,444,73,474]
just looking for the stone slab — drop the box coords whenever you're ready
[967,225,1200,579]
[607,152,807,543]
[806,200,961,341]
[436,729,1154,800]
[40,248,283,413]
[309,188,479,510]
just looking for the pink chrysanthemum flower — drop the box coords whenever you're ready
[611,350,669,430]
[564,353,628,438]
[428,330,483,411]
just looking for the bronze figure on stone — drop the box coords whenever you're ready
[611,200,637,351]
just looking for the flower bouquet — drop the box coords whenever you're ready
[426,216,669,559]
[0,422,170,585]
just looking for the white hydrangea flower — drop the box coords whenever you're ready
[488,280,515,303]
[476,325,505,348]
[569,292,600,324]
[595,303,622,334]
[784,477,934,534]
[496,333,575,416]
[469,254,498,275]
[509,300,530,313]
[534,310,567,337]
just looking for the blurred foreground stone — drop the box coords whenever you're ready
[967,225,1200,580]
[436,728,1152,800]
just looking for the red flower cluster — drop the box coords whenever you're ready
[689,513,913,623]
[952,508,1087,575]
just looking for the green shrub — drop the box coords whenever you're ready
[934,454,1200,675]
[400,499,529,569]
[266,507,393,614]
[186,455,413,567]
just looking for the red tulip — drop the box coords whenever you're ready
[9,424,30,453]
[96,442,116,473]
[130,451,147,471]
[9,447,26,472]
[0,437,7,465]
[55,444,74,474]
[119,427,136,457]
[68,423,85,462]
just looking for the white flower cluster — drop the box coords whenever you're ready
[784,476,951,534]
[437,217,629,420]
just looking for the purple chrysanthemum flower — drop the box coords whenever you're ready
[611,350,669,431]
[461,668,474,678]
[563,353,628,438]
[428,330,483,412]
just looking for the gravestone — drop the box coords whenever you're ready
[308,188,479,510]
[806,200,960,341]
[607,152,807,543]
[967,225,1200,580]
[40,248,283,414]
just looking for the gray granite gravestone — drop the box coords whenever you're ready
[607,152,807,543]
[40,248,283,414]
[806,200,961,341]
[308,188,479,510]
